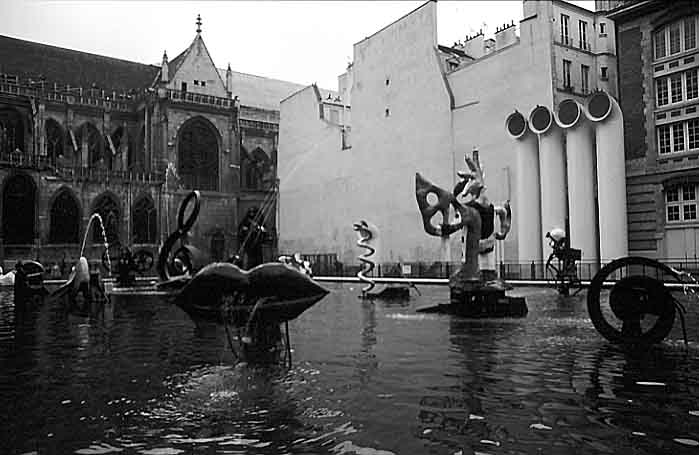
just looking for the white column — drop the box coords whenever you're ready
[556,99,599,268]
[585,91,628,263]
[529,105,567,262]
[506,111,542,265]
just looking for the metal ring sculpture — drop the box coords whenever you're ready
[353,221,376,295]
[157,190,201,281]
[587,256,686,346]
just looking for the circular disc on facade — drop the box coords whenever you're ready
[506,111,527,138]
[557,99,580,128]
[529,105,552,134]
[587,91,612,121]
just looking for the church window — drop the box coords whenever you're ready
[45,118,64,166]
[0,109,24,158]
[178,117,219,191]
[241,147,272,190]
[132,195,157,244]
[131,125,146,172]
[78,122,107,169]
[2,173,36,244]
[210,231,225,261]
[92,193,120,244]
[49,188,80,244]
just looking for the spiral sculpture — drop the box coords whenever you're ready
[353,220,377,297]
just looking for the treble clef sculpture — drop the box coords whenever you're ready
[353,220,378,297]
[157,190,201,281]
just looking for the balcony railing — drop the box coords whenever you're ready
[0,81,134,111]
[166,89,234,109]
[0,151,164,183]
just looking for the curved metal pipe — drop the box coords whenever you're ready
[556,99,599,268]
[529,105,567,262]
[584,91,628,262]
[506,111,542,264]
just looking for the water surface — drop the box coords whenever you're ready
[1,284,699,454]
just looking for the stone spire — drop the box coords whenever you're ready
[161,50,169,83]
[226,63,233,96]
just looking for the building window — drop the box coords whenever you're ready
[688,69,698,99]
[657,77,669,106]
[561,14,570,45]
[658,118,699,154]
[655,29,667,59]
[181,82,187,92]
[655,17,699,60]
[666,184,698,222]
[686,18,697,50]
[670,23,682,54]
[579,20,588,50]
[342,126,352,150]
[673,122,685,152]
[601,66,608,80]
[599,22,606,35]
[689,118,699,149]
[671,73,683,103]
[201,81,206,87]
[563,59,572,88]
[658,124,672,154]
[581,64,590,94]
[193,80,199,86]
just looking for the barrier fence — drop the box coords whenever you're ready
[286,253,699,282]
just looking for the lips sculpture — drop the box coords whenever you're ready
[159,262,330,325]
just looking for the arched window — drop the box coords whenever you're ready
[49,188,80,244]
[178,117,219,191]
[130,125,145,172]
[0,109,24,158]
[78,123,105,169]
[242,147,272,190]
[45,118,64,167]
[132,195,157,244]
[110,126,128,171]
[92,193,120,244]
[210,231,225,261]
[2,173,36,244]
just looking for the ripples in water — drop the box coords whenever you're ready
[2,285,699,454]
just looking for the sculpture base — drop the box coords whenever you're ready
[361,285,411,300]
[416,267,527,318]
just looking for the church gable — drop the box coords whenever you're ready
[168,34,227,98]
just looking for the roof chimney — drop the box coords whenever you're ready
[495,21,517,51]
[462,30,485,59]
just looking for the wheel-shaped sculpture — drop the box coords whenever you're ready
[587,256,679,345]
[132,249,154,273]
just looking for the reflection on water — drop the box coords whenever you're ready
[2,285,699,454]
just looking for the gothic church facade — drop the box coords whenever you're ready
[0,17,304,267]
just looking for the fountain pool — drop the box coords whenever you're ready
[1,284,699,454]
